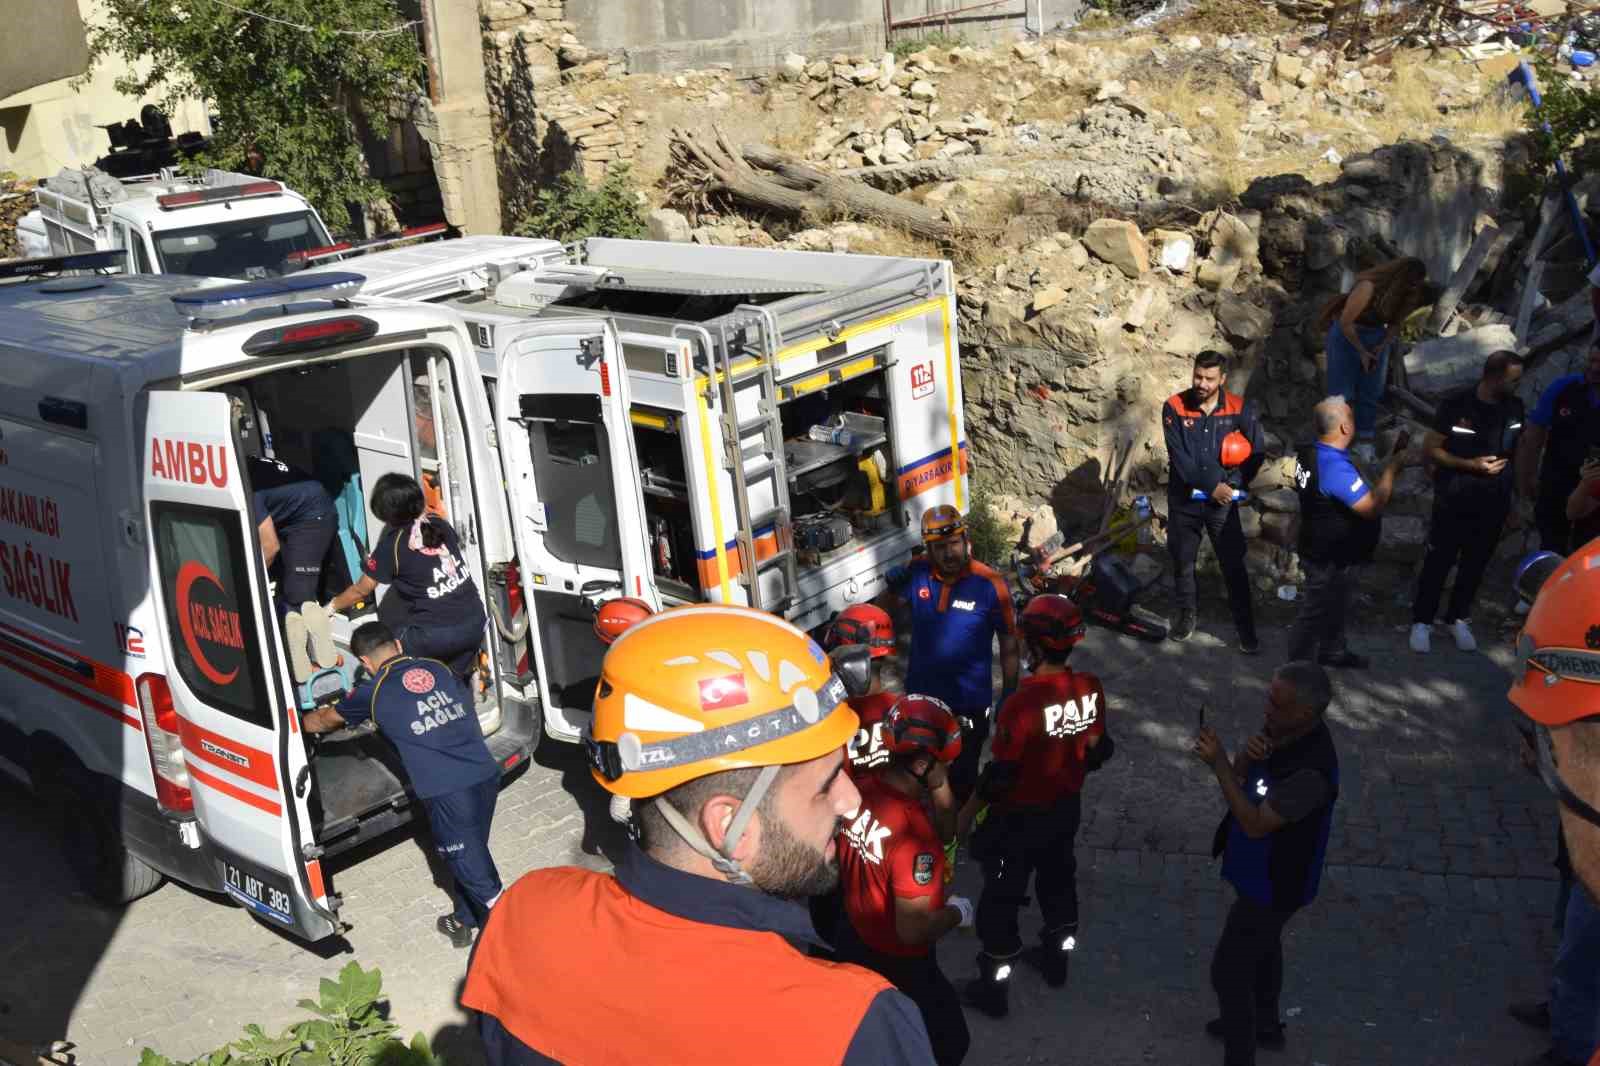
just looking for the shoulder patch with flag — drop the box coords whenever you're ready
[913,853,936,885]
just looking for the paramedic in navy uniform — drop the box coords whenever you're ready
[302,621,503,948]
[327,473,486,679]
[248,454,336,617]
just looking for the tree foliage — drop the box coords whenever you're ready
[85,0,424,231]
[512,165,648,243]
[1522,57,1600,175]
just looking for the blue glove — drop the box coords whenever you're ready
[884,563,911,591]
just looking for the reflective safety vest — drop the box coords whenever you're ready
[463,866,893,1065]
[1219,723,1339,911]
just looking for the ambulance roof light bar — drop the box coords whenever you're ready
[0,250,125,280]
[157,180,283,210]
[283,222,450,269]
[169,272,366,324]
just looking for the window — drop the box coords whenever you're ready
[151,503,273,728]
[131,230,153,273]
[152,210,332,279]
[529,420,620,569]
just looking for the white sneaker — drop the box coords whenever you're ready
[1450,619,1477,652]
[1409,623,1431,653]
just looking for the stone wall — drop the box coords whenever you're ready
[566,0,884,74]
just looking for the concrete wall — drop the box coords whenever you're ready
[412,0,500,235]
[0,0,209,179]
[886,0,1085,43]
[566,0,884,73]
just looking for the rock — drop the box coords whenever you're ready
[647,208,692,243]
[882,128,912,161]
[806,60,831,80]
[1402,324,1519,396]
[1196,259,1241,291]
[1274,54,1304,83]
[938,138,974,159]
[909,79,938,101]
[1260,512,1296,547]
[1304,227,1346,271]
[1081,219,1150,279]
[1215,293,1273,342]
[1095,80,1126,101]
[1032,285,1069,313]
[1257,79,1283,106]
[1258,488,1300,513]
[1205,211,1260,270]
[1151,229,1194,273]
[878,52,896,86]
[780,53,808,81]
[1130,552,1165,585]
[1163,310,1214,356]
[1123,286,1156,330]
[1239,506,1262,539]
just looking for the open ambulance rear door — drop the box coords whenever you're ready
[495,320,658,742]
[141,391,338,941]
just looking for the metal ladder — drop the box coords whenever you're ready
[710,307,799,613]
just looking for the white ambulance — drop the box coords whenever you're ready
[0,238,968,941]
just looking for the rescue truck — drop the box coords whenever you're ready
[0,237,968,942]
[17,165,336,278]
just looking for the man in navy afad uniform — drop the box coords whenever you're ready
[302,621,503,948]
[1191,661,1339,1066]
[247,455,335,617]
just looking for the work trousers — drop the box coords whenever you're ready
[397,608,486,680]
[422,775,503,928]
[1537,484,1576,555]
[1324,321,1389,439]
[834,921,970,1066]
[974,793,1082,957]
[1167,500,1256,636]
[273,511,336,615]
[1286,559,1355,663]
[1210,893,1297,1066]
[1411,494,1509,625]
[948,706,991,807]
[1552,882,1600,1063]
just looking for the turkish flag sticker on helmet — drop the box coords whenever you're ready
[698,673,749,711]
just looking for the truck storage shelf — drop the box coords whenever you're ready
[783,434,887,479]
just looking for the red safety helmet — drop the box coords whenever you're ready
[1021,593,1086,651]
[1508,540,1600,728]
[882,694,963,763]
[594,597,654,646]
[1219,430,1253,469]
[920,504,966,545]
[827,604,895,659]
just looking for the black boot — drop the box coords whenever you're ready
[1038,923,1076,988]
[1172,609,1196,642]
[962,951,1014,1018]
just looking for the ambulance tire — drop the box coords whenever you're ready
[42,771,164,906]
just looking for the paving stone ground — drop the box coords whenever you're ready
[0,612,1563,1065]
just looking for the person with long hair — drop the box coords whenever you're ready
[1317,256,1437,461]
[328,473,486,678]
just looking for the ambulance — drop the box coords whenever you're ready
[0,237,968,941]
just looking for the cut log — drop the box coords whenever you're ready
[1513,259,1547,342]
[1425,223,1502,335]
[667,127,957,240]
[835,157,974,192]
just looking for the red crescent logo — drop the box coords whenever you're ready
[402,667,435,694]
[176,560,240,686]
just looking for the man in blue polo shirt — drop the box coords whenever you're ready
[883,505,1019,801]
[1517,345,1600,553]
[1286,396,1418,669]
[302,621,502,948]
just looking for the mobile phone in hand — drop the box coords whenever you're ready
[1198,703,1207,731]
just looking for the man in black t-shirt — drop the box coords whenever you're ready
[248,455,336,615]
[1408,351,1525,654]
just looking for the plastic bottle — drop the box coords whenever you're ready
[1134,495,1153,545]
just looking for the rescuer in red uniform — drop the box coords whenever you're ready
[830,603,899,775]
[834,694,973,1066]
[963,593,1115,1017]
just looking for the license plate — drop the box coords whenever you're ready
[218,851,296,927]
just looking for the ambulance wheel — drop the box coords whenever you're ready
[42,773,164,905]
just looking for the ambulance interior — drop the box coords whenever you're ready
[216,345,505,854]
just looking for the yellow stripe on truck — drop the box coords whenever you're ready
[774,297,945,363]
[694,387,733,602]
[939,296,963,510]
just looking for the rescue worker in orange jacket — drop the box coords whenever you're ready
[1509,542,1600,1066]
[461,605,938,1066]
[963,593,1114,1018]
[833,695,974,1066]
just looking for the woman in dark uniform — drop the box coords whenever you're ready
[327,473,486,678]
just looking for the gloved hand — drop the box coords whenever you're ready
[948,895,976,929]
[885,563,911,591]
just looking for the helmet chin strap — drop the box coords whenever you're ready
[651,763,784,887]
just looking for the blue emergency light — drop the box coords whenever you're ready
[169,271,366,317]
[0,250,125,279]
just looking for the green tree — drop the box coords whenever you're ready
[85,0,424,232]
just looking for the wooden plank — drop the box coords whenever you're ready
[1514,259,1548,343]
[1387,385,1437,423]
[1426,224,1500,335]
[1524,191,1565,268]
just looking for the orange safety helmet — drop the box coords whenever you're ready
[1508,540,1600,729]
[881,694,963,764]
[594,596,654,646]
[921,504,966,545]
[1219,430,1253,469]
[1021,593,1086,651]
[827,603,895,659]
